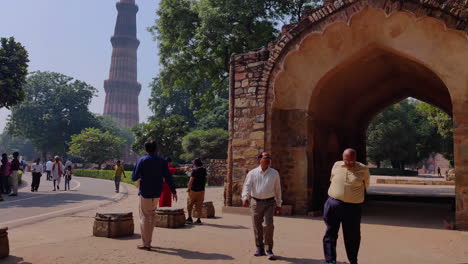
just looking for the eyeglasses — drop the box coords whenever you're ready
[262,156,271,160]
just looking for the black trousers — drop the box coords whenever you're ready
[323,197,362,264]
[31,172,42,191]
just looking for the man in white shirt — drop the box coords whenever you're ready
[31,158,44,192]
[45,159,53,181]
[242,152,282,260]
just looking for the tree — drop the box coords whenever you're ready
[7,71,98,157]
[0,131,40,160]
[0,37,29,109]
[195,98,228,130]
[96,115,134,146]
[180,128,228,161]
[131,115,189,159]
[68,128,125,169]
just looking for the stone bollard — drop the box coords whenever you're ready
[93,212,134,238]
[192,201,215,218]
[0,227,9,258]
[155,208,186,228]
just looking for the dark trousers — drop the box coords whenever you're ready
[31,172,42,191]
[323,197,362,264]
[251,198,275,252]
[114,176,121,192]
[64,179,70,190]
[0,176,9,194]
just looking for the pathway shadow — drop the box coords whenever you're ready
[202,223,248,229]
[276,256,347,264]
[116,233,141,240]
[151,246,234,260]
[0,192,111,209]
[3,255,33,264]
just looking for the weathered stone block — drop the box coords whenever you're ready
[0,227,9,259]
[192,201,216,218]
[93,212,134,238]
[155,208,186,228]
[277,205,293,216]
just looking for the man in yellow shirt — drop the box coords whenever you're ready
[323,148,370,264]
[114,160,126,193]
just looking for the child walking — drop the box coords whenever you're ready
[113,160,126,193]
[64,166,72,191]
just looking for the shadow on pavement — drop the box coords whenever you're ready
[277,256,347,264]
[116,233,141,240]
[3,255,33,264]
[201,223,248,229]
[151,246,234,260]
[0,192,111,209]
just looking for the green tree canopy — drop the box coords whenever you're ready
[131,115,189,159]
[180,128,228,161]
[0,37,29,109]
[7,71,98,156]
[68,128,125,169]
[96,115,134,146]
[149,0,320,114]
[0,131,40,160]
[366,99,453,168]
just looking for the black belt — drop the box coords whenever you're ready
[252,197,275,202]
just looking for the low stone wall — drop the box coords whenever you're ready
[207,159,226,186]
[376,179,454,185]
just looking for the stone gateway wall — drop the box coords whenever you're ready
[226,0,468,228]
[207,159,227,186]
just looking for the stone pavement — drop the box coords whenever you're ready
[4,184,468,264]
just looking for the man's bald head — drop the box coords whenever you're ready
[343,148,357,167]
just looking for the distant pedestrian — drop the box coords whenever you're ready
[323,148,370,264]
[20,158,27,172]
[31,158,43,192]
[242,152,282,261]
[132,140,177,250]
[0,153,11,194]
[51,156,63,191]
[9,152,20,196]
[437,167,442,177]
[186,158,207,225]
[46,159,53,181]
[113,160,126,193]
[64,166,72,191]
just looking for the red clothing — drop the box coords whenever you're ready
[158,165,179,207]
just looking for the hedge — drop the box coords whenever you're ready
[369,168,418,176]
[73,169,189,188]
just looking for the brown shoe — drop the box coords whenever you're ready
[137,245,150,251]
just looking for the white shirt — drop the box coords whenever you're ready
[46,161,53,171]
[65,160,73,169]
[31,164,43,173]
[242,166,282,207]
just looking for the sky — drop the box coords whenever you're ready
[0,0,161,132]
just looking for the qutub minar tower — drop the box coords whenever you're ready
[103,0,141,127]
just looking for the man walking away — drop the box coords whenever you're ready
[46,159,53,181]
[323,148,370,264]
[132,140,178,250]
[186,158,207,225]
[114,160,126,193]
[9,152,20,196]
[31,158,43,192]
[64,166,72,191]
[242,152,282,261]
[1,154,11,194]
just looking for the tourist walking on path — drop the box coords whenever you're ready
[132,140,178,250]
[186,158,207,225]
[437,166,442,177]
[113,160,125,193]
[45,159,53,181]
[9,152,21,196]
[323,148,370,264]
[242,152,282,260]
[0,153,11,195]
[51,156,63,191]
[159,158,186,207]
[63,166,72,191]
[31,158,43,192]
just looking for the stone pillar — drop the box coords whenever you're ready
[225,49,270,206]
[453,102,468,230]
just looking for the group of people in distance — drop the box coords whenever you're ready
[33,156,73,192]
[130,140,369,264]
[0,152,22,200]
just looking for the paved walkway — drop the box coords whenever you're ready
[3,184,467,264]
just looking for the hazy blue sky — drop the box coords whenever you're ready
[0,0,161,132]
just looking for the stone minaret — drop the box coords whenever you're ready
[103,0,141,127]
